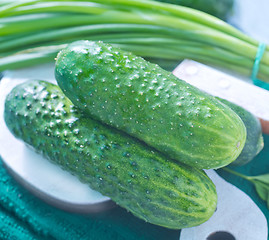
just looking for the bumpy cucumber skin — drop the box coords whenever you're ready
[4,80,217,229]
[218,98,264,166]
[55,40,246,169]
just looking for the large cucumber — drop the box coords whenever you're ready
[55,40,246,169]
[217,98,264,166]
[4,80,217,229]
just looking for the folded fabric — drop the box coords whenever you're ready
[253,79,269,91]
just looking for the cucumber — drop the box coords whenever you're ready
[217,98,264,166]
[4,80,217,229]
[55,40,246,169]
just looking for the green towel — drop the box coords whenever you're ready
[0,137,268,240]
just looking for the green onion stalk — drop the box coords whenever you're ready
[0,0,268,82]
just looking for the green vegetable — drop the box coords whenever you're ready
[55,40,246,169]
[4,80,218,229]
[217,98,264,166]
[223,168,269,208]
[155,0,234,20]
[0,0,268,83]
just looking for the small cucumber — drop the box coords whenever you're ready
[55,40,246,169]
[217,98,264,166]
[4,80,217,229]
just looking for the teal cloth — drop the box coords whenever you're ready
[253,79,269,91]
[0,157,179,240]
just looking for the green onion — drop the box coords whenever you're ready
[0,0,268,83]
[155,0,234,20]
[0,45,62,71]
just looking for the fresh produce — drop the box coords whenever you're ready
[155,0,234,20]
[0,0,268,83]
[4,80,218,229]
[217,98,264,166]
[55,40,246,169]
